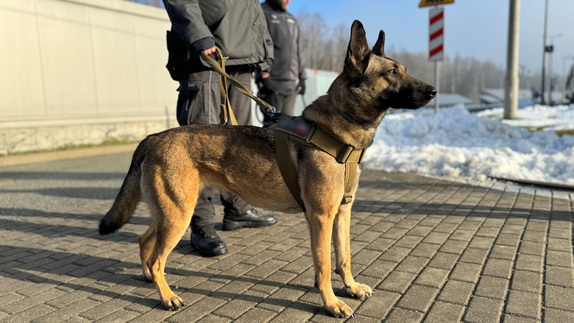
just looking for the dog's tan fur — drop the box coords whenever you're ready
[99,20,435,318]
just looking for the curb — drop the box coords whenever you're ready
[0,144,138,168]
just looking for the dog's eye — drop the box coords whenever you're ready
[388,69,398,75]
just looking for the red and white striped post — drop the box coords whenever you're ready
[429,8,444,112]
[429,8,444,61]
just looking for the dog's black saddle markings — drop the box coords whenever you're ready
[270,116,365,212]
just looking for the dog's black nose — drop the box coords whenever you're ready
[427,86,437,98]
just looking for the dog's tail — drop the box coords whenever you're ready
[99,138,147,235]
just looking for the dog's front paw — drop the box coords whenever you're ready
[325,299,354,318]
[162,294,185,311]
[346,282,373,300]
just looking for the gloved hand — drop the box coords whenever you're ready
[297,78,306,95]
[260,77,276,93]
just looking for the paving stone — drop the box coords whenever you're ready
[268,305,316,322]
[212,299,257,319]
[522,230,547,243]
[424,301,465,323]
[502,314,539,323]
[355,290,400,319]
[395,256,429,274]
[515,254,544,273]
[428,252,460,270]
[438,240,468,255]
[511,269,542,293]
[506,290,541,319]
[548,227,571,239]
[475,276,509,300]
[489,245,517,260]
[547,250,574,268]
[450,262,483,283]
[379,247,411,263]
[475,226,501,238]
[79,299,132,321]
[233,307,276,323]
[361,260,396,279]
[468,236,495,249]
[422,232,450,245]
[459,248,489,265]
[495,234,521,247]
[482,258,513,279]
[464,296,504,323]
[396,285,438,312]
[394,235,423,249]
[384,308,423,323]
[410,243,441,258]
[544,308,574,322]
[414,267,449,288]
[545,265,574,287]
[378,271,417,294]
[169,297,227,322]
[437,280,474,305]
[256,286,307,313]
[519,240,545,256]
[547,238,573,252]
[545,285,574,311]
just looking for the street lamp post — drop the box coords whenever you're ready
[504,0,520,120]
[540,0,549,105]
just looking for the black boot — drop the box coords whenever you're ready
[190,224,228,257]
[223,208,277,231]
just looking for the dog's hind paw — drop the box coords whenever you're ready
[346,283,373,301]
[325,299,354,318]
[162,295,185,311]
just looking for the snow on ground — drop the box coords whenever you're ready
[363,104,574,186]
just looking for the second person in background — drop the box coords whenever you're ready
[257,0,307,117]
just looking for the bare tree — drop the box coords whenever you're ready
[297,11,328,70]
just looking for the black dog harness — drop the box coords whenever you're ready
[270,116,365,212]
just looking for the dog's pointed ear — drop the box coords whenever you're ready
[372,30,385,56]
[344,20,371,79]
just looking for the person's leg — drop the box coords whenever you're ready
[280,92,298,116]
[220,66,277,231]
[177,70,227,256]
[272,79,298,116]
[227,65,254,126]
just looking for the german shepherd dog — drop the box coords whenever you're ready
[99,20,436,318]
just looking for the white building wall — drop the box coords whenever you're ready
[0,0,336,154]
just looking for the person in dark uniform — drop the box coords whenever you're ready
[163,0,277,257]
[257,0,306,117]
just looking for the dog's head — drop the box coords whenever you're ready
[340,20,436,112]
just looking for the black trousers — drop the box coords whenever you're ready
[176,66,254,228]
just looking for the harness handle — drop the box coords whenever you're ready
[200,49,276,123]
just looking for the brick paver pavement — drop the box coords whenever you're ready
[0,151,572,322]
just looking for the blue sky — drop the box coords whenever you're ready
[287,0,574,76]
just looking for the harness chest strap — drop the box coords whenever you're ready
[272,117,365,212]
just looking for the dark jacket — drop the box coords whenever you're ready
[163,0,274,78]
[260,0,306,82]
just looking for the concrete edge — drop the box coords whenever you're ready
[0,144,138,168]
